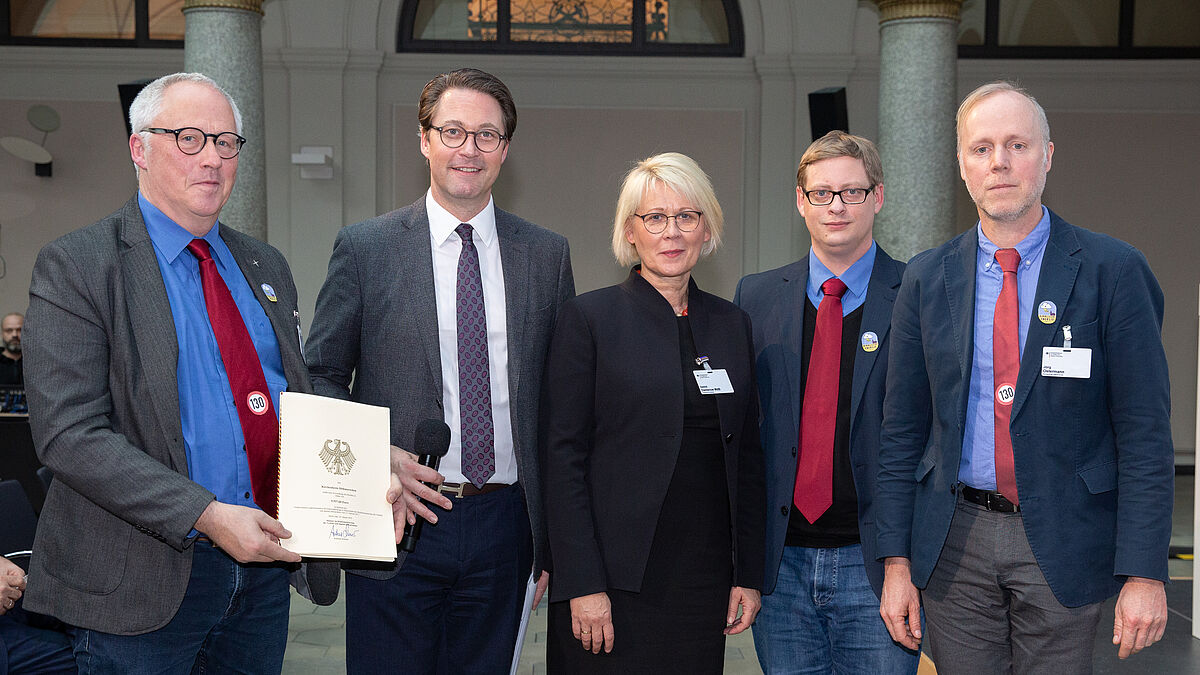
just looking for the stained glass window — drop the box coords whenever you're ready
[402,0,741,55]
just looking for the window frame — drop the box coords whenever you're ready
[398,0,744,56]
[958,0,1199,59]
[0,0,183,48]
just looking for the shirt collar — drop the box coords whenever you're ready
[976,205,1051,270]
[807,241,877,299]
[425,190,497,249]
[138,191,228,267]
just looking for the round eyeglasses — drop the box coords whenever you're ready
[142,127,246,159]
[802,186,875,206]
[632,210,703,234]
[429,124,508,153]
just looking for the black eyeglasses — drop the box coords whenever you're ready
[142,127,246,159]
[429,125,508,153]
[802,186,875,206]
[632,210,703,234]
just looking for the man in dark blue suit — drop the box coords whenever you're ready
[736,131,918,673]
[876,82,1172,672]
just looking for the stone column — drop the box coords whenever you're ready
[183,0,267,240]
[872,0,962,261]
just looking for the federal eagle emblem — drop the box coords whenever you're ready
[319,438,355,475]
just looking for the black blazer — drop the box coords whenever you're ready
[543,269,766,603]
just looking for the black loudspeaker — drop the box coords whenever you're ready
[118,79,155,137]
[808,87,849,140]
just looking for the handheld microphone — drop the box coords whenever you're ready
[398,418,451,553]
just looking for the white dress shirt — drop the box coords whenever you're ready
[426,190,517,485]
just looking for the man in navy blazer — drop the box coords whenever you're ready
[736,131,918,673]
[876,82,1172,671]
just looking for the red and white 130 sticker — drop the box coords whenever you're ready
[247,391,270,415]
[995,382,1016,406]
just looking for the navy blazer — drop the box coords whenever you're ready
[734,247,904,596]
[542,270,766,603]
[875,210,1173,608]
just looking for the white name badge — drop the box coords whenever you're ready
[1041,347,1092,379]
[693,369,735,394]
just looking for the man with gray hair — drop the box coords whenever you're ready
[875,81,1172,671]
[23,72,337,672]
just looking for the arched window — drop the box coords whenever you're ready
[399,0,743,56]
[1,0,183,47]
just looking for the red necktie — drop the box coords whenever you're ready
[187,239,281,518]
[795,277,847,523]
[993,248,1021,504]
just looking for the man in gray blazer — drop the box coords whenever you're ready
[23,72,337,673]
[306,68,574,673]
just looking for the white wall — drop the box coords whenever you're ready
[0,0,1196,452]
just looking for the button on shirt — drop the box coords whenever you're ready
[959,206,1051,489]
[426,190,517,485]
[140,193,288,509]
[807,241,877,315]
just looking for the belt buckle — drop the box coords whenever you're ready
[987,492,1016,513]
[438,482,466,498]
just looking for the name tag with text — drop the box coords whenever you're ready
[1041,347,1091,379]
[693,369,734,394]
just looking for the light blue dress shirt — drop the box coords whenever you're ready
[806,241,877,315]
[958,206,1052,489]
[140,193,288,509]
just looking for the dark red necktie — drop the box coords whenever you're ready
[187,239,280,518]
[993,248,1021,504]
[795,277,847,523]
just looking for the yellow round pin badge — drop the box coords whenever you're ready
[1037,300,1056,324]
[861,331,879,353]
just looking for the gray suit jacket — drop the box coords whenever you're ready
[305,197,574,579]
[23,195,339,635]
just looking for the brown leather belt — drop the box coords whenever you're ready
[437,482,511,498]
[961,485,1020,513]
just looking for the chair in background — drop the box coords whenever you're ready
[36,466,52,494]
[0,479,37,554]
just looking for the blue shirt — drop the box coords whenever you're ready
[140,193,288,509]
[959,206,1051,489]
[806,241,877,315]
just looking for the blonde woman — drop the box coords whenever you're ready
[542,152,765,672]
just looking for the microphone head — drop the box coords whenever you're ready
[413,418,451,458]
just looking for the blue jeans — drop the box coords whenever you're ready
[0,606,75,674]
[72,540,289,674]
[753,543,919,675]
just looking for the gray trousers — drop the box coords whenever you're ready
[921,498,1102,675]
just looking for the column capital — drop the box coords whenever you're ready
[182,0,263,15]
[873,0,963,23]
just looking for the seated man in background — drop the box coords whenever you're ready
[0,313,23,386]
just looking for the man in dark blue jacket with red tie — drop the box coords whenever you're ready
[737,131,918,674]
[875,81,1173,672]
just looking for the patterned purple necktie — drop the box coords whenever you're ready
[456,224,495,488]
